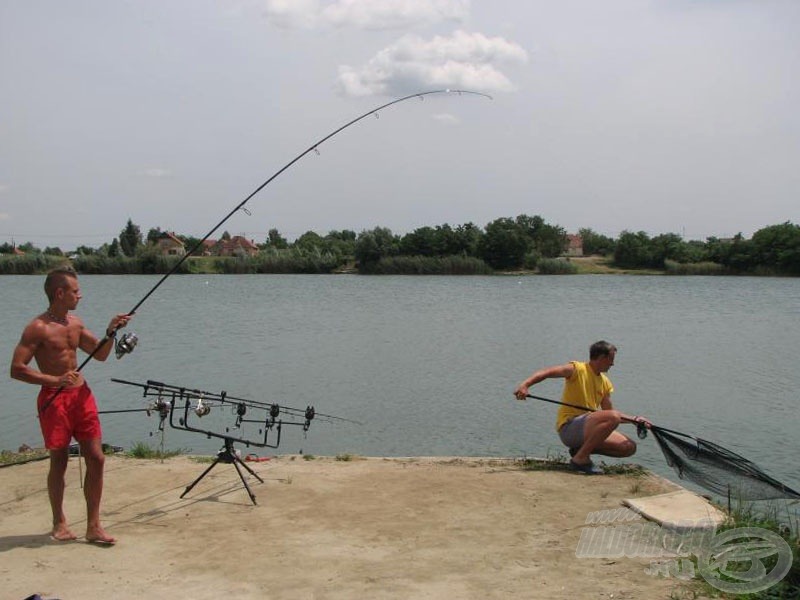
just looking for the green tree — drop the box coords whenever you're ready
[265,228,288,249]
[324,230,356,257]
[452,223,483,257]
[713,234,753,272]
[514,214,566,258]
[180,235,203,256]
[19,242,40,254]
[400,226,437,256]
[750,222,800,274]
[108,238,121,257]
[119,219,143,257]
[650,233,691,266]
[578,228,615,256]
[43,246,64,256]
[354,227,399,267]
[146,227,163,245]
[479,218,528,269]
[614,231,654,268]
[294,231,325,253]
[431,224,461,256]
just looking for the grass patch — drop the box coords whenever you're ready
[516,451,569,471]
[664,260,729,276]
[0,447,49,467]
[302,454,316,460]
[126,441,188,460]
[361,255,493,275]
[601,462,648,476]
[190,455,214,464]
[516,453,648,477]
[537,257,579,275]
[335,453,360,462]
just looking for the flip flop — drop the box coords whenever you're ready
[569,459,603,475]
[85,536,116,546]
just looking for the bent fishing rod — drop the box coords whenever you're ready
[38,90,490,414]
[83,90,490,365]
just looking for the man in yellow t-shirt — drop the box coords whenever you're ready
[514,341,649,475]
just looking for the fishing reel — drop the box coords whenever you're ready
[303,406,315,432]
[635,419,649,440]
[115,332,139,359]
[194,396,211,418]
[232,402,247,428]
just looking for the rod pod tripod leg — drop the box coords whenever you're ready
[180,438,265,505]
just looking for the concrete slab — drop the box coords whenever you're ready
[623,489,727,530]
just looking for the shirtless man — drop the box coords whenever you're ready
[10,267,131,544]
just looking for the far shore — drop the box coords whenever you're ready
[0,255,669,276]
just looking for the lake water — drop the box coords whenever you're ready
[1,274,798,497]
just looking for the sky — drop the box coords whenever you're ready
[1,0,798,251]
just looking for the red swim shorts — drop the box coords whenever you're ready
[37,383,102,450]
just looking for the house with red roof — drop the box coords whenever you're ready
[155,232,186,257]
[215,235,260,257]
[565,234,583,257]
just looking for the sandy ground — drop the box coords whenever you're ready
[0,454,711,600]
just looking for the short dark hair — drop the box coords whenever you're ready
[589,340,616,360]
[44,266,78,302]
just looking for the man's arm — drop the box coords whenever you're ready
[78,313,131,362]
[10,324,67,387]
[514,362,575,400]
[601,395,651,427]
[79,326,114,362]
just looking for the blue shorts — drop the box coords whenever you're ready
[558,414,589,449]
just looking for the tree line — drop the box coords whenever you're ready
[2,217,799,276]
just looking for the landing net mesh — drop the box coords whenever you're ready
[650,426,800,501]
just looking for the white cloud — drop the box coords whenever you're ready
[265,0,468,30]
[337,30,528,96]
[143,168,172,178]
[264,0,323,29]
[323,0,468,30]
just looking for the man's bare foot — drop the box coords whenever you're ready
[85,526,116,545]
[50,524,77,542]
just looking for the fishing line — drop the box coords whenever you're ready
[41,90,491,413]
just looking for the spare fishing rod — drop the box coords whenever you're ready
[110,377,363,425]
[37,90,491,415]
[523,393,800,500]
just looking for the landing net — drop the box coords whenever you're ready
[650,425,800,501]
